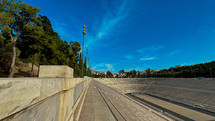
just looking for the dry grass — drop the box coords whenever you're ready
[0,62,38,78]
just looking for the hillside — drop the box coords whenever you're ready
[0,62,38,78]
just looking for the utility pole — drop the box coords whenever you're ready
[86,48,88,76]
[88,57,91,77]
[81,25,86,78]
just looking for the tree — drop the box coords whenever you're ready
[129,70,137,78]
[0,33,13,73]
[79,53,83,77]
[70,41,81,67]
[18,19,44,76]
[0,0,41,77]
[106,71,113,78]
[146,68,151,77]
[70,41,81,77]
[119,69,124,73]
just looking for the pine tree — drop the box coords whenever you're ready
[0,0,41,77]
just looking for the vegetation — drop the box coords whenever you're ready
[0,0,90,77]
[106,71,113,78]
[1,0,214,78]
[91,61,215,78]
[117,61,215,78]
[151,61,215,78]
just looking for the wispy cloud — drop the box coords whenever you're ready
[96,0,130,39]
[124,55,133,59]
[92,63,115,72]
[52,0,133,53]
[86,0,132,48]
[137,45,165,54]
[168,50,181,56]
[53,21,68,37]
[105,64,115,71]
[137,45,164,61]
[140,56,157,61]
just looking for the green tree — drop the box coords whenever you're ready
[70,41,81,77]
[129,70,137,78]
[106,71,113,78]
[0,0,41,77]
[0,33,12,73]
[146,68,151,77]
[18,19,44,76]
[119,69,124,73]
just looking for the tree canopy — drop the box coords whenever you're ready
[0,0,90,77]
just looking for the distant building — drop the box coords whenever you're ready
[139,71,146,75]
[118,72,127,78]
[91,70,104,75]
[151,69,160,73]
[154,69,160,72]
[175,65,183,68]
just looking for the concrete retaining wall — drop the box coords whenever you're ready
[95,78,215,112]
[0,66,91,121]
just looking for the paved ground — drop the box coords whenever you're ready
[79,81,116,121]
[79,80,170,121]
[134,94,215,121]
[95,78,215,112]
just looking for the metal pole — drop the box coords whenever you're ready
[86,48,88,76]
[88,57,91,77]
[81,25,86,78]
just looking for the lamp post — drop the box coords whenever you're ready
[81,25,86,78]
[86,48,88,76]
[88,57,91,77]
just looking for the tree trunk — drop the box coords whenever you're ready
[9,30,19,78]
[9,41,16,78]
[37,49,41,77]
[31,54,34,77]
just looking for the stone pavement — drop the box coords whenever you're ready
[78,81,116,121]
[134,94,215,121]
[79,80,171,121]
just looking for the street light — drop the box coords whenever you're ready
[88,57,91,77]
[81,25,86,78]
[86,48,88,76]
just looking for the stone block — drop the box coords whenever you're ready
[0,73,91,120]
[39,65,74,78]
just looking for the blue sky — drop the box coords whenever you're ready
[23,0,215,73]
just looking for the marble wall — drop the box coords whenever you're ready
[0,66,91,121]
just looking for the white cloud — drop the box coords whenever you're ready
[136,45,164,61]
[86,0,132,49]
[168,50,181,56]
[140,56,157,61]
[92,63,115,72]
[105,64,115,71]
[137,45,165,54]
